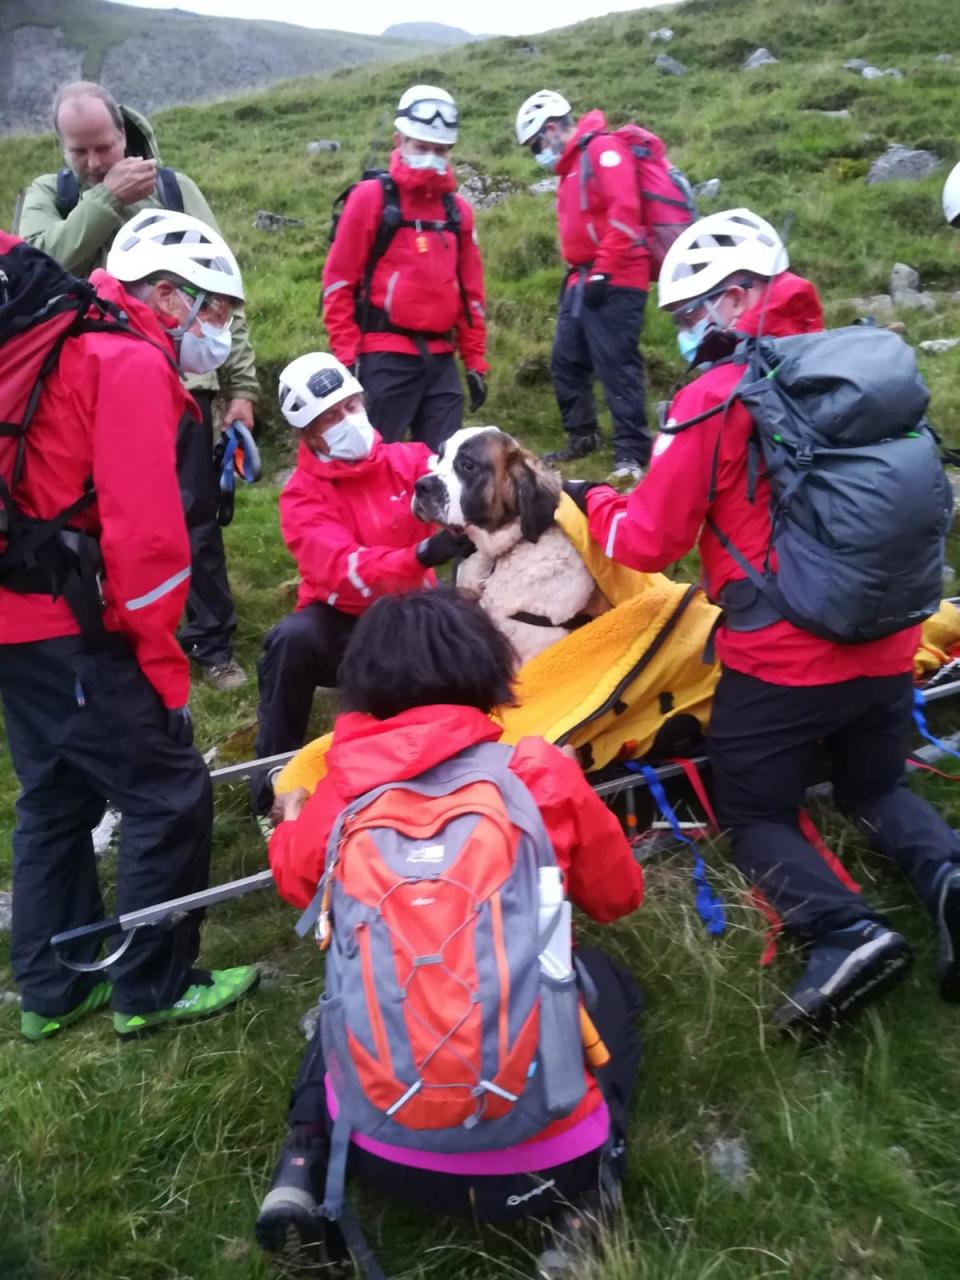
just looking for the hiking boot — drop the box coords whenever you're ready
[543,434,602,465]
[773,920,912,1037]
[606,459,644,490]
[21,980,112,1042]
[255,1133,348,1263]
[935,864,960,1001]
[200,658,247,692]
[113,966,259,1038]
[534,1189,609,1280]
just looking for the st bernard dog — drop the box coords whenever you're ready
[413,426,610,665]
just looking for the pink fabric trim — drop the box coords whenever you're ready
[325,1076,609,1174]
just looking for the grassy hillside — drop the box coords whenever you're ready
[3,0,960,1276]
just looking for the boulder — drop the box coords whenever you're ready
[861,66,883,80]
[649,27,674,42]
[890,263,920,297]
[866,144,943,185]
[655,53,688,77]
[742,47,778,70]
[457,166,519,210]
[306,139,341,154]
[844,58,868,72]
[881,67,903,80]
[693,178,722,200]
[935,53,953,64]
[919,337,960,354]
[252,209,305,231]
[528,176,560,195]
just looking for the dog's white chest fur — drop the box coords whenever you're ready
[458,522,603,666]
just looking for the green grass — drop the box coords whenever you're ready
[4,0,960,1274]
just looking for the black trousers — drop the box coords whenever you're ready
[708,667,960,941]
[358,352,463,451]
[287,947,643,1223]
[177,390,237,667]
[0,635,212,1016]
[550,285,651,466]
[252,604,356,809]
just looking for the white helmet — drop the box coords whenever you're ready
[107,209,245,301]
[657,208,788,310]
[515,89,572,146]
[278,353,362,430]
[395,84,459,145]
[944,160,960,227]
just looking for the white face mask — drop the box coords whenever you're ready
[403,150,448,175]
[315,410,375,462]
[178,321,232,374]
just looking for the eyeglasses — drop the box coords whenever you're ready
[179,285,234,330]
[669,286,731,330]
[397,99,460,128]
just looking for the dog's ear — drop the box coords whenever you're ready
[512,452,560,543]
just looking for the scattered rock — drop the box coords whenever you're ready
[516,42,540,56]
[844,58,868,72]
[742,47,778,70]
[92,807,122,858]
[944,565,957,584]
[861,66,883,80]
[272,465,296,488]
[706,1135,753,1188]
[866,144,943,185]
[0,892,11,935]
[300,1003,320,1042]
[890,262,920,298]
[818,108,851,119]
[257,962,286,989]
[252,210,305,231]
[0,990,19,1007]
[881,67,903,80]
[847,294,896,320]
[655,53,688,77]
[693,178,722,200]
[935,53,953,64]
[528,176,560,195]
[919,337,960,354]
[895,290,938,313]
[306,139,341,154]
[457,165,519,210]
[649,27,674,42]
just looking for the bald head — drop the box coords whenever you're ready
[54,82,126,185]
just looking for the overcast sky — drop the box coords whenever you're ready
[103,0,666,38]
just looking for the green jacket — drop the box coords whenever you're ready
[18,104,258,401]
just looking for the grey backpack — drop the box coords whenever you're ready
[703,326,953,644]
[296,742,586,1221]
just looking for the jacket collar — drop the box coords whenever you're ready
[556,109,608,177]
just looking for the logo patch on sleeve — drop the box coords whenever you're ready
[599,150,623,168]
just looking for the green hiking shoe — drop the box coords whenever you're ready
[113,966,260,1039]
[21,981,113,1042]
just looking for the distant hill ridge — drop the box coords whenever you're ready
[0,0,475,137]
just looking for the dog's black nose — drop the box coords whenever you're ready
[414,474,443,500]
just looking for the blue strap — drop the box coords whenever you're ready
[219,420,262,495]
[321,1107,351,1220]
[913,688,960,762]
[627,762,726,936]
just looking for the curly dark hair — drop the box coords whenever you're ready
[339,587,518,720]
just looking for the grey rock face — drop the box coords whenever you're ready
[866,144,943,185]
[307,140,341,154]
[742,47,778,70]
[253,210,305,231]
[655,53,688,77]
[1,26,82,135]
[457,166,519,210]
[693,178,722,200]
[528,176,560,195]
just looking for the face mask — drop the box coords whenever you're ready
[178,321,232,374]
[677,317,712,366]
[403,151,448,175]
[535,142,562,170]
[316,411,375,462]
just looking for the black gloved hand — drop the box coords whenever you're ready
[583,273,610,310]
[466,369,487,414]
[562,478,608,515]
[165,705,194,748]
[416,530,476,568]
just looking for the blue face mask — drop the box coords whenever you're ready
[534,142,562,170]
[314,411,375,463]
[677,317,712,366]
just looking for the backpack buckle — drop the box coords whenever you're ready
[796,444,814,468]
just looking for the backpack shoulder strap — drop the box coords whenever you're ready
[54,169,80,219]
[155,167,184,213]
[355,175,403,329]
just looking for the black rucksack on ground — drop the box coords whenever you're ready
[327,170,469,337]
[674,325,953,644]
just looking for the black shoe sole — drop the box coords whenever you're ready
[774,937,913,1039]
[255,1204,327,1259]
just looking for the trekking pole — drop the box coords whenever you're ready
[50,870,275,973]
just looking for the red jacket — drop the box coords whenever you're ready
[586,272,919,685]
[322,150,488,372]
[280,434,437,615]
[555,110,650,293]
[0,262,195,709]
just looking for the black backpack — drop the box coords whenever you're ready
[327,171,470,338]
[54,165,184,219]
[669,326,953,644]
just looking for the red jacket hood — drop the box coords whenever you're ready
[88,268,180,356]
[388,148,458,198]
[325,705,502,799]
[735,271,824,339]
[294,431,391,482]
[556,110,607,176]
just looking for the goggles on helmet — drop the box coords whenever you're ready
[397,99,460,129]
